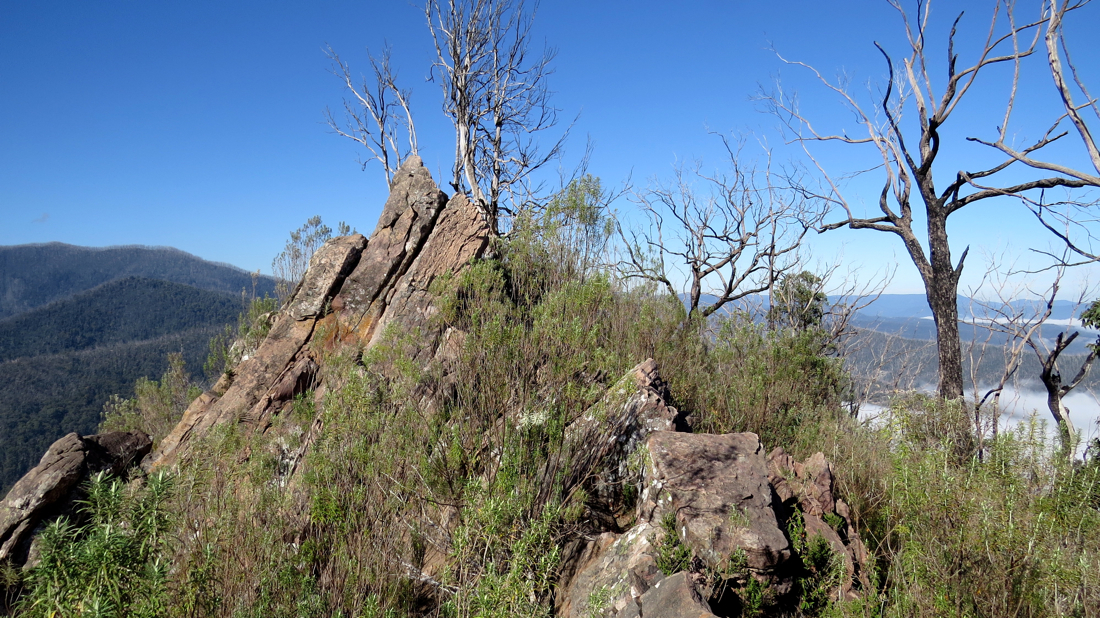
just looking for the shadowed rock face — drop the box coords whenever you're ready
[0,431,151,568]
[147,155,490,470]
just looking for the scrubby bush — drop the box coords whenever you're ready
[100,353,202,445]
[15,471,175,618]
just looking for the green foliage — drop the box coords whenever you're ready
[203,294,278,381]
[271,216,350,306]
[15,471,175,618]
[1081,299,1100,330]
[0,326,220,496]
[767,270,828,332]
[100,353,202,444]
[652,513,692,575]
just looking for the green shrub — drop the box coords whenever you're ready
[16,471,175,618]
[100,353,202,445]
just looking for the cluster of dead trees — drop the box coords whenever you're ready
[327,0,1100,450]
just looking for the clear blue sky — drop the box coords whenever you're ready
[2,0,1097,296]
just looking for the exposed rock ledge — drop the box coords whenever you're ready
[0,431,151,568]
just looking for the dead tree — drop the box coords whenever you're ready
[973,258,1099,451]
[427,0,565,234]
[987,0,1100,262]
[617,139,819,321]
[761,0,1099,400]
[325,46,418,187]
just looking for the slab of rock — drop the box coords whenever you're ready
[635,572,716,618]
[148,233,367,469]
[640,432,791,573]
[561,359,686,526]
[334,155,450,343]
[0,431,151,567]
[556,523,665,618]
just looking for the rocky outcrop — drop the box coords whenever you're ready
[0,431,151,567]
[148,155,489,470]
[149,232,368,468]
[561,359,687,528]
[558,430,869,617]
[641,432,791,572]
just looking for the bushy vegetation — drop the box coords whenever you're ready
[9,180,1100,617]
[100,353,203,445]
[14,471,176,618]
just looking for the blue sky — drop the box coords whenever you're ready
[2,0,1098,296]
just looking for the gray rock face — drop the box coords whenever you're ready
[562,359,686,528]
[0,431,151,567]
[560,428,873,615]
[149,232,368,469]
[641,432,791,572]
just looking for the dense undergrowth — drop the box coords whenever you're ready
[7,182,1100,617]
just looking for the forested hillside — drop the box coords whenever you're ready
[0,243,275,320]
[0,276,245,493]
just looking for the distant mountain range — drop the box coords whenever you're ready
[0,244,278,494]
[0,242,275,320]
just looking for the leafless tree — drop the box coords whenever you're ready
[986,0,1100,262]
[761,0,1100,400]
[427,0,566,234]
[325,46,418,187]
[971,258,1099,451]
[617,138,820,321]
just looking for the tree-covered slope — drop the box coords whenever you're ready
[0,277,241,363]
[0,243,276,320]
[0,326,218,495]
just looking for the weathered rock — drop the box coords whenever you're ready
[768,447,870,597]
[641,432,791,573]
[334,155,450,343]
[148,232,368,468]
[0,431,151,567]
[767,447,835,516]
[561,359,686,527]
[556,524,665,618]
[635,572,716,618]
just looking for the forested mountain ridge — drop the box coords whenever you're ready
[0,243,276,320]
[0,275,247,494]
[0,277,242,363]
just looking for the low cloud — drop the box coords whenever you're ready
[31,212,50,223]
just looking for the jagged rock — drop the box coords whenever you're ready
[0,431,151,567]
[767,447,835,516]
[768,447,870,596]
[561,359,686,527]
[635,572,716,618]
[149,156,490,472]
[148,233,368,468]
[556,524,664,618]
[333,155,451,343]
[640,432,791,572]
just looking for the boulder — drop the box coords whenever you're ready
[635,572,716,618]
[640,432,791,572]
[0,431,151,567]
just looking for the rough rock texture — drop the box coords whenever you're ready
[149,232,368,468]
[642,432,791,572]
[562,359,686,528]
[634,572,717,618]
[148,156,489,473]
[767,447,871,596]
[0,431,151,567]
[559,432,872,616]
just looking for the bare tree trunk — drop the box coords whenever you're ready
[926,213,965,399]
